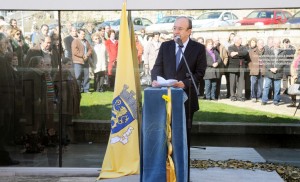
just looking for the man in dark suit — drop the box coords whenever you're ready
[151,16,207,139]
[227,35,249,102]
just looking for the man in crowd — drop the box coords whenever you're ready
[25,35,59,76]
[33,24,49,47]
[63,26,77,59]
[227,35,249,102]
[71,29,93,93]
[261,38,286,106]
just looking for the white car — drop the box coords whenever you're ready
[110,17,152,32]
[145,15,194,33]
[192,11,239,28]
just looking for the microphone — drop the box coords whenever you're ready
[174,36,184,47]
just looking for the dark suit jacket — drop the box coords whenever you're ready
[151,39,207,115]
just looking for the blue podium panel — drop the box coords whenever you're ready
[140,87,187,182]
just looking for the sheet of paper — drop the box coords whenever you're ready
[157,76,178,87]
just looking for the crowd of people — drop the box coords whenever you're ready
[0,14,300,165]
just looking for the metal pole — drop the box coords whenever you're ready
[57,10,63,167]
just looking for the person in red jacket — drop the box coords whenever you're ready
[105,29,118,88]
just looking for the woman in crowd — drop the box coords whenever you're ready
[105,29,118,89]
[203,39,222,100]
[91,32,108,92]
[248,39,265,102]
[10,28,29,69]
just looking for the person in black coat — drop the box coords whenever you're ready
[227,35,249,101]
[151,16,207,135]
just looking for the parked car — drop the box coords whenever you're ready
[286,11,300,24]
[192,11,239,28]
[72,21,85,29]
[110,17,153,32]
[145,15,194,33]
[236,9,292,26]
[95,20,116,30]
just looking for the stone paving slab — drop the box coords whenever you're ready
[0,168,284,182]
[191,147,266,163]
[190,168,284,182]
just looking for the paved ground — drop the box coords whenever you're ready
[0,146,291,182]
[216,93,300,118]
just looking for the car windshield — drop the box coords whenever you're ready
[157,16,177,23]
[246,11,274,18]
[294,11,300,18]
[111,19,120,26]
[197,12,222,20]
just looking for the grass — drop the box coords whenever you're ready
[77,90,300,124]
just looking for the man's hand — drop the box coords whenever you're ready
[152,80,160,87]
[173,81,185,88]
[230,52,238,57]
[270,68,278,73]
[83,55,88,61]
[212,62,218,67]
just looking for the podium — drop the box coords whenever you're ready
[140,87,188,182]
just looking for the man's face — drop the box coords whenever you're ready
[273,39,281,49]
[41,37,51,51]
[153,34,160,41]
[41,26,49,36]
[99,29,105,37]
[11,20,17,28]
[213,38,219,47]
[105,26,110,33]
[283,41,290,49]
[257,40,264,50]
[43,60,52,72]
[234,36,242,46]
[11,56,18,66]
[70,27,77,37]
[36,59,44,69]
[78,30,85,40]
[173,17,191,43]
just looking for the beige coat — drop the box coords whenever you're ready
[144,40,161,72]
[71,38,93,65]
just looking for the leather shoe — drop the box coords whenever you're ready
[287,104,296,107]
[230,96,237,101]
[237,97,245,102]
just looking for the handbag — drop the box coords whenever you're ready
[287,84,300,95]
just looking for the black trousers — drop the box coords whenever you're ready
[229,69,245,98]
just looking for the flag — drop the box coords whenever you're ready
[97,1,142,180]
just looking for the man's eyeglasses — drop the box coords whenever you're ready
[172,27,189,31]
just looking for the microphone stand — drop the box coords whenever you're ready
[177,47,200,182]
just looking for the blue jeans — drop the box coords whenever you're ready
[262,77,281,103]
[74,62,90,92]
[250,75,263,99]
[205,79,217,99]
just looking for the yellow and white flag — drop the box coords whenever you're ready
[98,1,142,180]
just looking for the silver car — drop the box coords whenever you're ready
[145,15,194,33]
[110,17,153,32]
[192,11,239,28]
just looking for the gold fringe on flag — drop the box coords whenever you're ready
[162,88,176,182]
